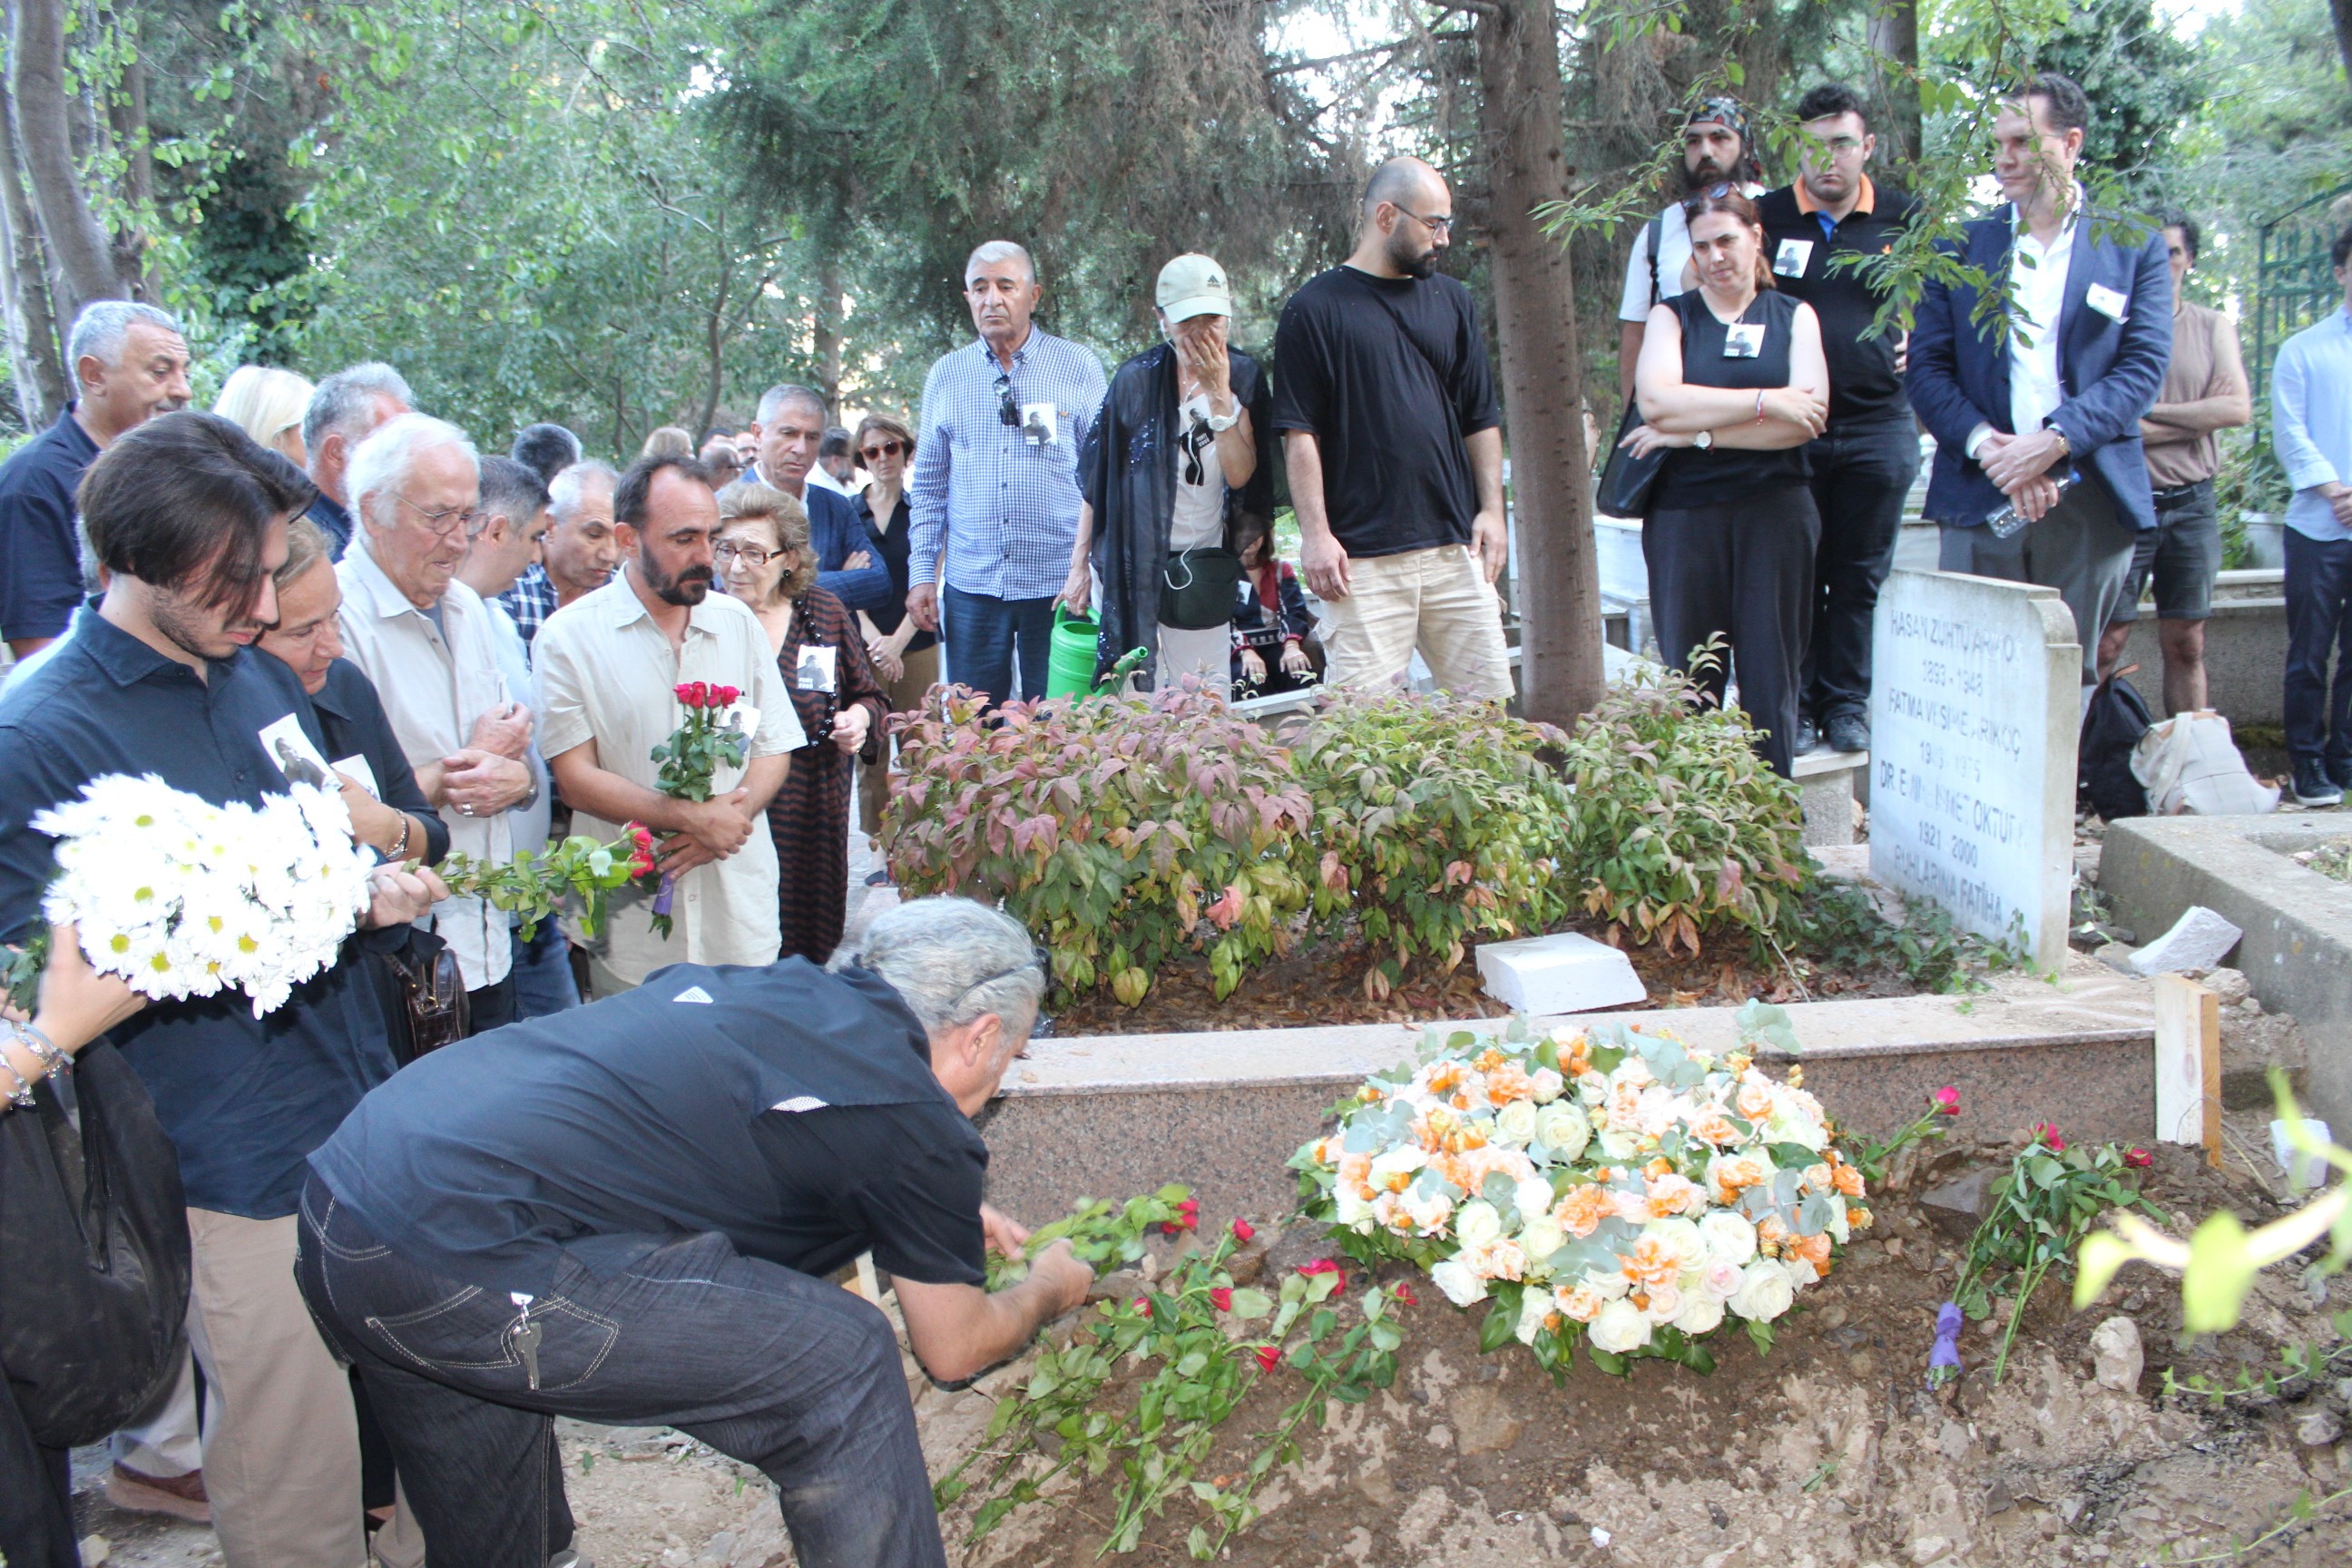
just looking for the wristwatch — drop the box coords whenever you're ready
[1692,429,1714,450]
[1202,407,1240,433]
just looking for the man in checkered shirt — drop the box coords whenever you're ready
[906,240,1106,709]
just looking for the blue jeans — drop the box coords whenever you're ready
[2285,528,2352,768]
[293,1177,946,1568]
[508,917,580,1019]
[942,585,1055,710]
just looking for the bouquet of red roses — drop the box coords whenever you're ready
[645,681,750,936]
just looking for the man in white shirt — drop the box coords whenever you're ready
[338,414,539,1030]
[534,453,802,995]
[1906,72,2171,687]
[1616,97,1768,402]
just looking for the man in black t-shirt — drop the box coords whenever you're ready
[297,897,1090,1568]
[1272,155,1512,699]
[1758,83,1922,758]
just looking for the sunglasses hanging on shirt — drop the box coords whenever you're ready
[1181,415,1215,488]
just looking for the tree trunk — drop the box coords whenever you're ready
[8,0,125,330]
[2332,0,2352,93]
[1475,0,1604,728]
[0,64,64,423]
[103,45,152,298]
[812,251,844,416]
[1868,0,1921,170]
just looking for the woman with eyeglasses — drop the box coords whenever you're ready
[715,481,888,964]
[1619,184,1830,778]
[1061,254,1275,698]
[848,413,936,852]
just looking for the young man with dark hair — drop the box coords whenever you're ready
[533,453,803,994]
[2272,224,2352,806]
[1615,98,1769,402]
[1908,71,2172,691]
[1759,82,1922,756]
[2095,211,2251,719]
[0,410,446,1567]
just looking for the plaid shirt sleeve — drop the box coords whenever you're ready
[497,564,559,653]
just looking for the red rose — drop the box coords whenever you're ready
[1394,1283,1418,1308]
[1132,1296,1152,1317]
[2123,1147,2152,1168]
[715,685,740,706]
[1298,1259,1344,1289]
[1932,1086,1961,1116]
[1231,1219,1255,1242]
[1253,1346,1279,1372]
[1210,1287,1233,1312]
[2032,1122,2065,1152]
[1176,1199,1200,1231]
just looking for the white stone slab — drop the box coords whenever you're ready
[1475,931,1646,1014]
[2130,905,2245,975]
[1868,570,2078,968]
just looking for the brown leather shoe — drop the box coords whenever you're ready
[104,1464,211,1524]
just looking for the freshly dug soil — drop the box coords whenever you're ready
[1044,916,1922,1037]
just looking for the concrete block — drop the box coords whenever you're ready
[2131,906,2245,975]
[1475,931,1646,1013]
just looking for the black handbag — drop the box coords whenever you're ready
[1596,397,1667,518]
[379,925,469,1066]
[1160,544,1244,631]
[0,1041,192,1448]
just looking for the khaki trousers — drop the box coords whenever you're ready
[186,1207,422,1568]
[1318,543,1512,700]
[858,641,940,837]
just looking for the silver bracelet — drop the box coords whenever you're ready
[0,1054,35,1112]
[11,1021,70,1078]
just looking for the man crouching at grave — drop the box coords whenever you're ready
[294,897,1088,1568]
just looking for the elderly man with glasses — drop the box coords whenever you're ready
[338,412,540,1033]
[906,240,1107,710]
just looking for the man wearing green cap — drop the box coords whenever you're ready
[1061,253,1276,696]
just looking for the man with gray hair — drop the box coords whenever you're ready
[502,458,621,648]
[296,895,1087,1567]
[0,299,190,659]
[338,412,539,1031]
[302,360,415,560]
[748,381,892,613]
[908,239,1107,708]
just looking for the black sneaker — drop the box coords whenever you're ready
[1823,712,1871,755]
[2328,758,2352,793]
[1794,716,1820,756]
[2289,760,2344,808]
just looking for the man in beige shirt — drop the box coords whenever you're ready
[535,452,801,993]
[2097,212,2252,714]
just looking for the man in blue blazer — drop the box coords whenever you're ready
[1907,72,2171,687]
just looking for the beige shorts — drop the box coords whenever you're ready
[1318,543,1511,700]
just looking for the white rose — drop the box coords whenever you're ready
[1766,1107,1829,1152]
[1494,1099,1538,1147]
[1641,1280,1683,1323]
[1671,1290,1726,1336]
[1517,1217,1565,1269]
[1576,1073,1608,1107]
[1612,1056,1656,1090]
[1730,1259,1795,1322]
[1699,1210,1759,1267]
[1368,1146,1427,1189]
[1583,1269,1630,1301]
[1515,1288,1553,1345]
[1599,1124,1643,1161]
[1337,1188,1375,1230]
[1589,1297,1653,1355]
[1455,1200,1504,1252]
[1429,1258,1486,1308]
[1828,1200,1851,1246]
[1699,1259,1745,1301]
[1530,1067,1564,1104]
[1645,1217,1706,1270]
[1534,1102,1592,1161]
[1400,1190,1454,1237]
[1781,1256,1819,1289]
[1513,1176,1556,1224]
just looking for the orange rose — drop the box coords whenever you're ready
[1621,1235,1679,1289]
[1555,1184,1612,1239]
[1832,1163,1867,1198]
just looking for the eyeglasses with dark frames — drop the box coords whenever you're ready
[1393,206,1455,235]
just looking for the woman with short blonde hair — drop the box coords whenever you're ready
[213,365,316,466]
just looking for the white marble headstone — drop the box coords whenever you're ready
[1868,570,2078,969]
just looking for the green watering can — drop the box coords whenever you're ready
[1045,605,1149,701]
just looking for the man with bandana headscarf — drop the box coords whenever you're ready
[1616,97,1769,403]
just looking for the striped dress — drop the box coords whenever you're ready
[764,587,889,964]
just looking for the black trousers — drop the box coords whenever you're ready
[465,971,516,1036]
[1800,418,1920,724]
[0,1374,75,1568]
[2284,528,2352,769]
[1644,487,1821,778]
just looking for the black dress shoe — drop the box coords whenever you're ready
[1794,716,1819,756]
[1823,712,1871,754]
[2289,760,2344,808]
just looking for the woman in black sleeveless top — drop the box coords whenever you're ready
[1622,185,1828,777]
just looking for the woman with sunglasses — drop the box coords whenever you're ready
[848,413,936,851]
[1062,254,1276,697]
[1620,184,1829,777]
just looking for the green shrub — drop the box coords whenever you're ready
[1554,648,1808,956]
[1286,692,1576,999]
[882,684,1312,1005]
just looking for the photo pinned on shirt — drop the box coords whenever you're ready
[259,712,336,789]
[1772,238,1814,278]
[1019,401,1059,447]
[794,644,838,694]
[1722,322,1767,359]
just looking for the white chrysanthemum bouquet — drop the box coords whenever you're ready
[1291,1013,1869,1376]
[22,773,377,1018]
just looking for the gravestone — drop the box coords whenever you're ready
[1868,570,2077,969]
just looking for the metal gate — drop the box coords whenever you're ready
[2254,183,2352,402]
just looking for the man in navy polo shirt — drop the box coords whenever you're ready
[0,300,191,662]
[0,412,445,1568]
[747,381,893,614]
[1758,83,1922,757]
